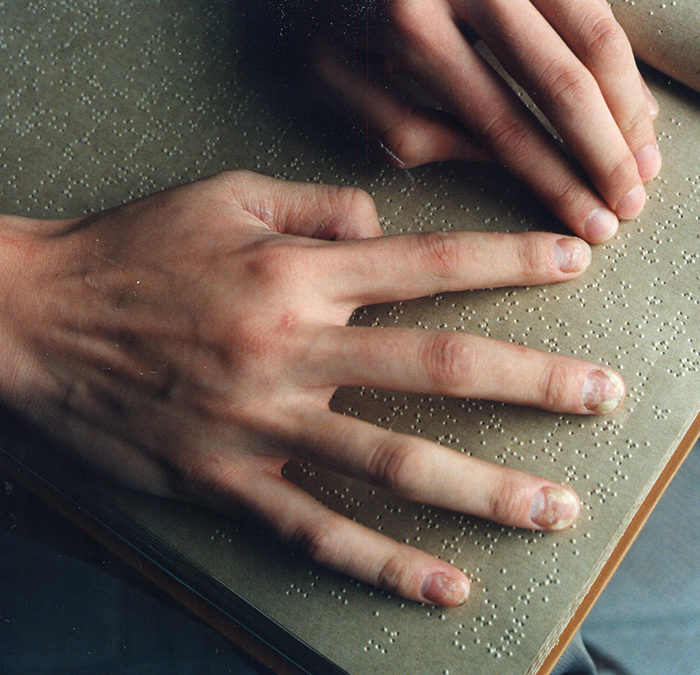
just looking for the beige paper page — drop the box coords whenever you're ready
[610,0,700,93]
[2,2,699,674]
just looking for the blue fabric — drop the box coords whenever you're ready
[557,441,700,675]
[0,484,265,675]
[552,632,597,675]
[581,442,700,675]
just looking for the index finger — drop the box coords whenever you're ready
[327,230,591,306]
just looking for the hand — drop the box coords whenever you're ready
[312,0,661,242]
[0,171,624,606]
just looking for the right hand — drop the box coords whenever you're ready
[311,0,661,243]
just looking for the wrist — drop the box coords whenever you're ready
[0,215,64,413]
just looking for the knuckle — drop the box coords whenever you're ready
[334,185,378,223]
[377,549,414,596]
[515,235,546,277]
[389,0,423,32]
[546,174,585,214]
[170,451,241,501]
[418,332,472,390]
[367,437,423,495]
[388,0,439,50]
[542,62,596,112]
[244,240,304,287]
[417,230,461,277]
[489,477,529,525]
[582,14,628,65]
[287,521,341,568]
[540,363,571,410]
[603,150,638,186]
[223,308,302,365]
[480,115,531,158]
[213,168,257,192]
[617,103,650,139]
[217,168,253,183]
[383,122,424,168]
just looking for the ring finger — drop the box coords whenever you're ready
[287,410,581,531]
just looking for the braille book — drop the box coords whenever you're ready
[1,1,698,673]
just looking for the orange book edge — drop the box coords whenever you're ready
[537,412,700,675]
[0,451,304,675]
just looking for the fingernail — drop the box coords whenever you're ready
[420,572,470,606]
[635,143,662,183]
[553,238,591,272]
[615,184,646,220]
[530,486,580,530]
[583,207,618,243]
[582,369,625,414]
[641,80,659,118]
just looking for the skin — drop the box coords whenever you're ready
[312,0,662,242]
[0,171,625,605]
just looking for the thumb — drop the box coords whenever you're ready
[225,170,384,241]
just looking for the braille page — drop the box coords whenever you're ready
[610,0,700,93]
[1,2,698,674]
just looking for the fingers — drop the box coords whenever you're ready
[314,40,491,167]
[531,0,661,182]
[639,75,660,120]
[225,170,383,241]
[289,410,581,531]
[387,6,620,242]
[306,327,625,415]
[239,470,470,606]
[458,0,648,221]
[326,231,591,305]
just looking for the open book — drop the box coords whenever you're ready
[1,1,698,673]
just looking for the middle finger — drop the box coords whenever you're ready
[306,326,625,415]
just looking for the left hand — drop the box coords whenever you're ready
[0,171,622,605]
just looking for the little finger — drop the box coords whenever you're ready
[240,470,470,606]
